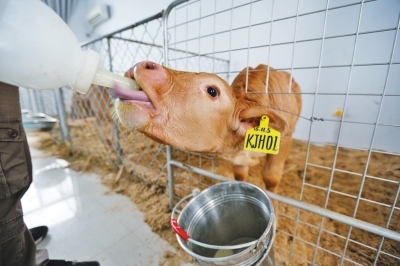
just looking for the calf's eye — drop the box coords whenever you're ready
[207,87,218,97]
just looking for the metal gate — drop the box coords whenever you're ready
[163,0,400,265]
[19,0,400,265]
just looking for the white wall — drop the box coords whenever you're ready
[68,0,171,43]
[66,0,400,153]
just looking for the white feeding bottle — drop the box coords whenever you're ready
[0,0,138,94]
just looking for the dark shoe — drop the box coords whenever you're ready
[47,260,100,266]
[29,225,48,245]
[67,262,99,266]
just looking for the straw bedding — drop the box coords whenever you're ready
[29,119,399,266]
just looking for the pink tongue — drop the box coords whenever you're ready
[112,84,150,102]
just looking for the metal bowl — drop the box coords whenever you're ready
[22,112,58,132]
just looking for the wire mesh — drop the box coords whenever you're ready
[164,0,400,265]
[67,13,169,177]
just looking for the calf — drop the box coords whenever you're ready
[113,61,301,193]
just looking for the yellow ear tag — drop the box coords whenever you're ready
[243,115,281,154]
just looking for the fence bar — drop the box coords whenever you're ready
[268,191,400,243]
[107,37,122,165]
[54,88,70,141]
[169,160,231,183]
[167,146,175,209]
[162,2,188,209]
[28,89,38,113]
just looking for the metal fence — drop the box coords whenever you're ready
[163,0,400,265]
[20,0,400,265]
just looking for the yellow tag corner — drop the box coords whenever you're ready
[243,115,281,154]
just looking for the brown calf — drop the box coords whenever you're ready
[113,61,301,193]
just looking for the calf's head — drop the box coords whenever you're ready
[113,61,288,154]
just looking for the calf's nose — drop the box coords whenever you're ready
[133,61,166,84]
[134,61,159,72]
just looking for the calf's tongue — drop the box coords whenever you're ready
[112,83,150,102]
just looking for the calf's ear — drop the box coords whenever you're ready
[233,102,290,137]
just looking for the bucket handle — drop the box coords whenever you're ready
[170,189,199,242]
[170,188,274,251]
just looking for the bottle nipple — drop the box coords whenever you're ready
[92,68,139,91]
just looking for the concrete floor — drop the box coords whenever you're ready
[22,136,191,266]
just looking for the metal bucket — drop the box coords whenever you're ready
[171,181,275,266]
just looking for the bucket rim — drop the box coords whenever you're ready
[176,222,276,264]
[171,181,276,262]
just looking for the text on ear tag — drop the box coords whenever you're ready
[243,115,281,154]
